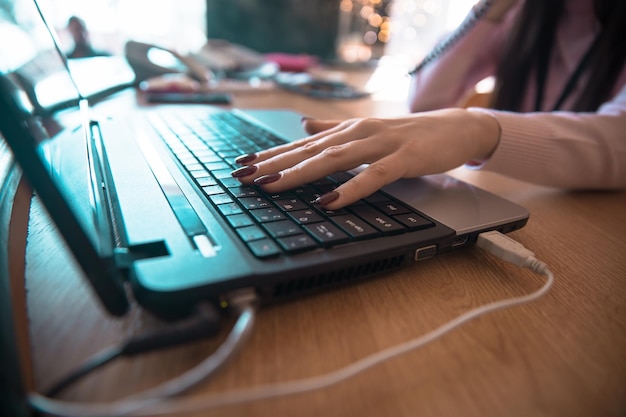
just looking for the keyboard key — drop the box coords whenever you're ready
[236,225,267,242]
[226,213,254,228]
[229,186,259,198]
[212,168,234,179]
[274,198,308,211]
[196,153,222,164]
[267,192,295,200]
[331,215,380,239]
[202,185,225,196]
[263,219,302,238]
[278,234,318,252]
[393,213,434,230]
[350,206,405,234]
[204,161,231,171]
[288,209,324,225]
[216,203,243,216]
[327,172,353,184]
[177,155,198,166]
[291,185,321,203]
[211,142,236,151]
[247,239,281,258]
[184,163,204,172]
[189,169,210,179]
[196,177,217,187]
[217,150,241,159]
[374,201,411,216]
[363,192,390,204]
[209,193,234,205]
[250,208,286,223]
[218,177,242,189]
[303,222,350,245]
[312,178,335,187]
[240,196,272,210]
[312,205,350,217]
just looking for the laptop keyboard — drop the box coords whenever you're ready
[149,111,435,258]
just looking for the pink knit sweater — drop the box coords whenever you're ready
[408,0,626,189]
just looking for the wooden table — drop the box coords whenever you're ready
[6,67,626,417]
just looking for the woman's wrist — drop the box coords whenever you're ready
[465,108,502,162]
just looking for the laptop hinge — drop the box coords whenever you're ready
[113,241,169,269]
[82,102,119,257]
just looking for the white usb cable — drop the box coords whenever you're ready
[29,231,553,417]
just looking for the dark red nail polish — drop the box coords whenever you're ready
[314,191,340,206]
[253,173,282,185]
[234,153,257,165]
[231,165,258,178]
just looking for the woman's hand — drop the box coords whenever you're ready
[231,108,501,210]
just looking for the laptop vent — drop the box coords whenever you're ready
[271,255,406,299]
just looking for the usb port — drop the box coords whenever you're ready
[451,235,469,248]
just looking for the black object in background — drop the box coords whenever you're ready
[205,0,340,60]
[145,91,232,104]
[274,73,370,100]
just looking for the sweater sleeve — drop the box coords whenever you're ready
[407,11,513,113]
[467,83,626,189]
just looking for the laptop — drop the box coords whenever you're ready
[0,0,529,320]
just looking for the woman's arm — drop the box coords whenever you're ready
[470,83,626,189]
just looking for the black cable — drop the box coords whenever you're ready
[44,302,221,398]
[30,294,258,417]
[45,346,123,397]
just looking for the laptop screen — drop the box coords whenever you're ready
[0,1,81,113]
[0,0,130,315]
[1,0,102,244]
[0,1,133,115]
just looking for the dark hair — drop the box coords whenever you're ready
[491,0,626,112]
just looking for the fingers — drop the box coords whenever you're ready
[239,147,408,210]
[234,119,349,167]
[315,157,407,209]
[302,118,342,135]
[230,117,415,209]
[251,138,382,192]
[234,119,369,184]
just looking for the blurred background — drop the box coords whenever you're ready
[0,0,480,105]
[2,0,477,68]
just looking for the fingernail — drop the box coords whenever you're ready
[253,173,282,185]
[300,116,310,124]
[234,153,257,165]
[231,165,258,178]
[313,191,340,206]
